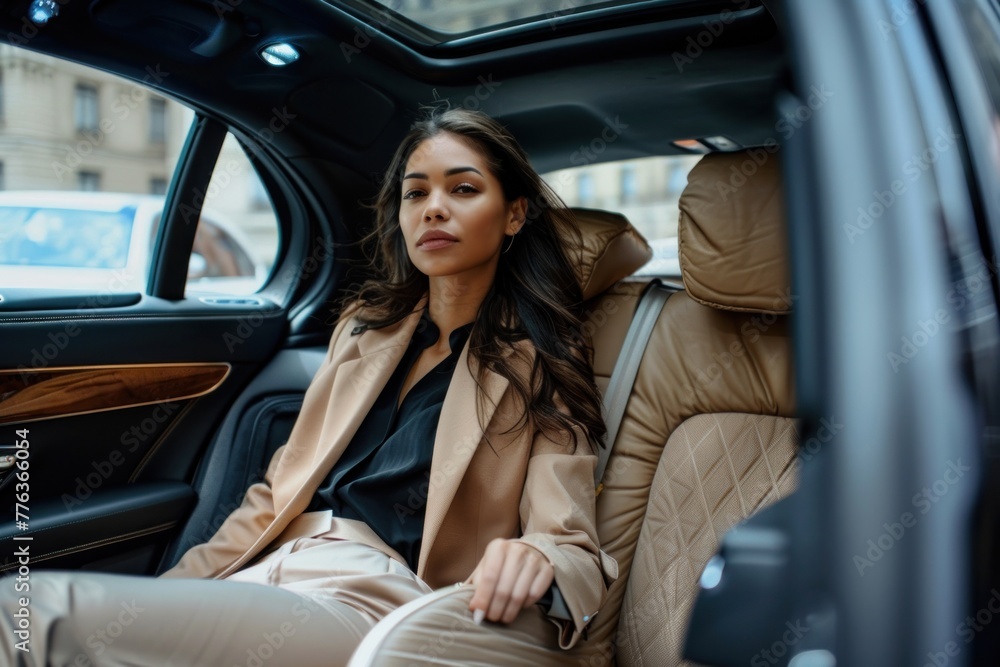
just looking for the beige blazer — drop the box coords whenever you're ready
[160,293,616,648]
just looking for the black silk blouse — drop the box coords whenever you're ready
[306,307,474,570]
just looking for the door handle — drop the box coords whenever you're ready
[0,445,18,490]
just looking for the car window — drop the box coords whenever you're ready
[0,43,278,295]
[542,155,701,278]
[186,133,278,295]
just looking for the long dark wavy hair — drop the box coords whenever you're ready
[339,107,606,453]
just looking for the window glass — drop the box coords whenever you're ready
[368,0,680,39]
[77,171,101,191]
[149,98,166,144]
[0,43,279,295]
[620,164,637,205]
[543,154,701,277]
[74,84,99,133]
[184,133,279,295]
[577,172,595,206]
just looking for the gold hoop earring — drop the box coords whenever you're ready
[502,233,517,254]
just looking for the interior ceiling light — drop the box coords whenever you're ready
[703,136,742,151]
[28,0,59,25]
[259,43,300,67]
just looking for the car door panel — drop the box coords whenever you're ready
[0,295,292,575]
[0,481,195,574]
[0,290,143,311]
[0,363,230,425]
[0,295,285,367]
[158,348,324,572]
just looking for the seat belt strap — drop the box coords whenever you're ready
[595,279,670,494]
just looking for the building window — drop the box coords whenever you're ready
[149,98,166,143]
[78,171,101,191]
[667,161,689,200]
[150,177,167,195]
[0,162,5,191]
[620,164,638,204]
[75,84,99,132]
[577,172,595,206]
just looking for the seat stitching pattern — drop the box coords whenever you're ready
[616,413,799,667]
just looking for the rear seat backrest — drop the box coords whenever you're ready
[578,152,799,666]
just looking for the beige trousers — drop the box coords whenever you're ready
[0,520,585,666]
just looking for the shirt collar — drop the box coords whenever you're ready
[413,308,475,354]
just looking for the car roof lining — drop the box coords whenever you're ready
[0,0,786,178]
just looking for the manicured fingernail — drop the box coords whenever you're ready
[473,609,485,625]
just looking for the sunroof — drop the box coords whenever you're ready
[364,0,666,37]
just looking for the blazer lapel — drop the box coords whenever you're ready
[417,344,510,576]
[273,295,429,514]
[216,298,428,579]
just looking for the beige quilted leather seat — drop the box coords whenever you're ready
[582,150,799,666]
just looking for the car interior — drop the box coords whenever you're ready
[0,0,997,664]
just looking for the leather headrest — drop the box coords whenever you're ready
[678,151,791,314]
[571,208,652,300]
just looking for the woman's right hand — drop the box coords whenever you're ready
[467,538,554,625]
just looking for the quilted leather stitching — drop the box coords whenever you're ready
[617,413,799,667]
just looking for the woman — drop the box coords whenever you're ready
[0,108,613,666]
